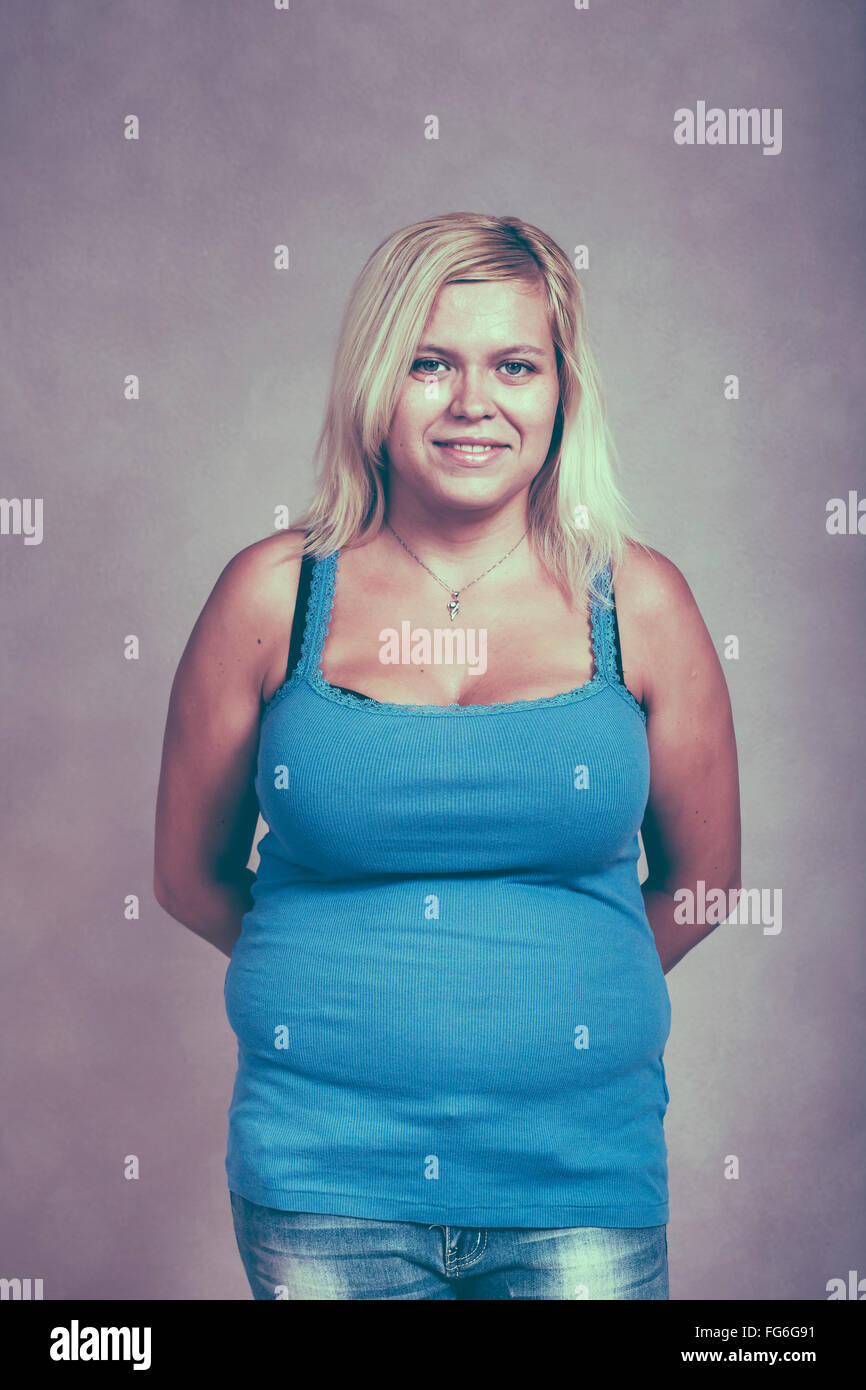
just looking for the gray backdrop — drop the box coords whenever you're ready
[1,0,864,1301]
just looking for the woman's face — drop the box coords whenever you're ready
[384,278,561,518]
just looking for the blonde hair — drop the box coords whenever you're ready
[292,212,650,607]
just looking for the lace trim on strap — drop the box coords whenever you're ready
[261,545,332,717]
[594,563,647,725]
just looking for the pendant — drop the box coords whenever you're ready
[447,593,460,621]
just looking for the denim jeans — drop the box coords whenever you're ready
[229,1191,669,1300]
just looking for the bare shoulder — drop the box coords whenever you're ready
[612,540,695,622]
[611,541,708,708]
[194,529,308,703]
[216,528,308,615]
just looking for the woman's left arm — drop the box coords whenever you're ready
[623,549,742,973]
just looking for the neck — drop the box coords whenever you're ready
[384,490,533,573]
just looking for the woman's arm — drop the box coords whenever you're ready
[620,548,742,974]
[153,532,305,958]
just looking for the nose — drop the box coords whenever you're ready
[446,366,497,418]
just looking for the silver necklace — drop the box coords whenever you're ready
[385,520,531,621]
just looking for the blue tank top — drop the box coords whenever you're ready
[223,547,671,1228]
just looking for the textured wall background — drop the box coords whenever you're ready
[1,0,863,1301]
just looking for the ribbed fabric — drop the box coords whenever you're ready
[224,549,671,1228]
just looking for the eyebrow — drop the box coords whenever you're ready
[415,343,548,360]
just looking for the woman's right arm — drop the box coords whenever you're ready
[153,532,304,958]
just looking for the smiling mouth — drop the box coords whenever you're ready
[433,441,510,461]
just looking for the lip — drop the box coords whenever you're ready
[435,437,509,446]
[433,440,511,465]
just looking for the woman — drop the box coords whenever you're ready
[154,212,741,1301]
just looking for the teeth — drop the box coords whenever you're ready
[449,443,496,452]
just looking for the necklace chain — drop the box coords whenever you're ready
[385,520,531,621]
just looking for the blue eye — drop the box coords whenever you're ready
[411,358,537,377]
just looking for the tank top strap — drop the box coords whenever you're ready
[289,547,338,684]
[589,561,625,689]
